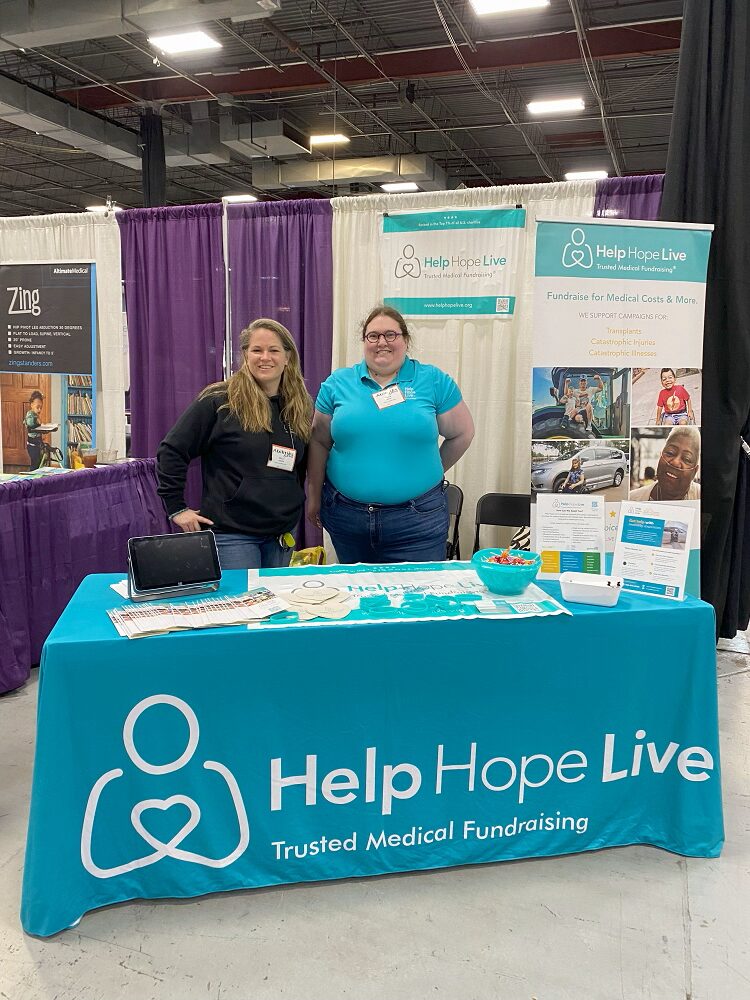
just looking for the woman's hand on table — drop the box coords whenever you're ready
[172,509,214,532]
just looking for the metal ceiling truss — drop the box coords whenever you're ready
[0,1,681,213]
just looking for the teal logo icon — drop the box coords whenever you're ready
[81,694,250,878]
[395,244,421,278]
[562,228,593,269]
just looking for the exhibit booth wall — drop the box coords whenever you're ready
[331,180,596,554]
[0,176,664,557]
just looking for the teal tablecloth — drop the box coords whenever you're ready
[22,568,724,936]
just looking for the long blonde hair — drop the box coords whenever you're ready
[201,319,312,440]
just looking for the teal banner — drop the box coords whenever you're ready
[383,295,516,316]
[22,571,723,936]
[383,208,526,233]
[535,220,712,283]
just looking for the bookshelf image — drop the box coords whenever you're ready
[63,375,94,463]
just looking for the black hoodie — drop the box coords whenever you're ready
[156,391,306,536]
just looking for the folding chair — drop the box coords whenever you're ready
[445,483,463,559]
[472,493,531,554]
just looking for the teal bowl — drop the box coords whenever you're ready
[471,548,541,596]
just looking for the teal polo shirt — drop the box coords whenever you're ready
[315,357,462,504]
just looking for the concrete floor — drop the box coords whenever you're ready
[1,635,748,1000]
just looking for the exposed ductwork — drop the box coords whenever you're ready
[0,74,141,167]
[219,118,310,159]
[253,153,447,192]
[0,1,280,51]
[165,121,230,166]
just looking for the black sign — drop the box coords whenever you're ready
[0,263,95,375]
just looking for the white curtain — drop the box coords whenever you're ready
[330,181,596,557]
[0,213,126,458]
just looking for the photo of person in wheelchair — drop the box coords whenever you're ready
[560,455,587,493]
[631,367,701,427]
[531,439,629,500]
[532,367,630,441]
[653,368,696,426]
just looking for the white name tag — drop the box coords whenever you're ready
[267,444,296,471]
[372,385,405,409]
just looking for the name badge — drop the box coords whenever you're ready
[372,385,405,410]
[267,444,296,471]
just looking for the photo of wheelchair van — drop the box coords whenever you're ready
[531,442,630,496]
[531,367,630,440]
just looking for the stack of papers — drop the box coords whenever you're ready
[107,588,287,638]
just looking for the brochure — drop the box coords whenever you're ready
[107,588,287,638]
[612,501,695,601]
[534,494,606,579]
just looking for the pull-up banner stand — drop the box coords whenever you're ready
[530,217,712,597]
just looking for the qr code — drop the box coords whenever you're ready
[495,297,511,313]
[511,603,542,614]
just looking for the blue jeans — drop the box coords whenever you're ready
[321,479,449,564]
[214,532,292,570]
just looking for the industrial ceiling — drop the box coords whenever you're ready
[0,0,683,214]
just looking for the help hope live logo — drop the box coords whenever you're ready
[81,696,716,876]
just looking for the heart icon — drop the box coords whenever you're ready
[571,249,585,265]
[131,795,201,855]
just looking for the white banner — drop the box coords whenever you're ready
[382,207,526,317]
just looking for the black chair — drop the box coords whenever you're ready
[446,483,463,559]
[472,492,531,554]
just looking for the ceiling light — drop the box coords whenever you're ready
[527,98,585,116]
[309,134,350,146]
[223,194,258,203]
[148,31,222,55]
[380,182,420,193]
[565,170,609,181]
[469,0,550,14]
[86,204,121,213]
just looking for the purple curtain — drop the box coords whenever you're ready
[227,199,333,546]
[227,199,333,398]
[0,461,169,693]
[594,174,664,220]
[118,205,226,458]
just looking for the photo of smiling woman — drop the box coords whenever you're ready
[629,426,701,501]
[157,319,312,570]
[306,305,475,563]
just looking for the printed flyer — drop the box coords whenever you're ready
[0,261,97,474]
[612,500,696,600]
[535,494,605,579]
[382,207,526,317]
[530,218,712,596]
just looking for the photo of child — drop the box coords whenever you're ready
[631,368,701,427]
[24,390,45,470]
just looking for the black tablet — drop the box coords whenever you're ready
[127,531,221,593]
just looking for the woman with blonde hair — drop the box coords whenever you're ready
[157,318,312,569]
